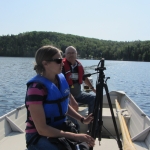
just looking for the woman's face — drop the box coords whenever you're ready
[43,52,63,75]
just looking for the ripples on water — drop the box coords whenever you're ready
[0,57,150,118]
[0,57,36,116]
[83,60,150,118]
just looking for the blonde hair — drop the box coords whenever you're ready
[34,45,62,74]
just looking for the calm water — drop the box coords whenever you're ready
[0,57,150,118]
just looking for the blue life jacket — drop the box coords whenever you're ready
[27,73,70,128]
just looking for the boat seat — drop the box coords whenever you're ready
[133,141,149,150]
[1,131,149,150]
[0,132,26,150]
[78,106,131,136]
[93,138,119,150]
[132,130,150,150]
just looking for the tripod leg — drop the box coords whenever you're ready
[104,83,123,150]
[90,82,103,139]
[89,82,104,150]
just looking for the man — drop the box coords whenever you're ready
[62,46,96,118]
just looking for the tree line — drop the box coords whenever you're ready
[0,31,150,61]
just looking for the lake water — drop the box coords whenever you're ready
[0,57,150,118]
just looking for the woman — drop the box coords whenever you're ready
[25,45,95,150]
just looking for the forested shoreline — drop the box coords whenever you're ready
[0,31,150,61]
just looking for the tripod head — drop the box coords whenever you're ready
[95,58,106,72]
[83,58,106,83]
[95,58,106,83]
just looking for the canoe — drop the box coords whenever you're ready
[0,91,150,150]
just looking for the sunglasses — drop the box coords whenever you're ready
[46,58,63,64]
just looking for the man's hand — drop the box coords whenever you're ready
[92,88,96,93]
[84,77,96,93]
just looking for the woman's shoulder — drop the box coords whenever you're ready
[28,82,46,89]
[27,82,47,95]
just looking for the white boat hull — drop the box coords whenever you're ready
[0,91,150,150]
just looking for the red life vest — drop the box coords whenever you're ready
[63,58,84,86]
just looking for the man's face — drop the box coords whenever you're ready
[65,48,77,63]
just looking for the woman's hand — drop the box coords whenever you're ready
[73,133,95,147]
[82,113,94,124]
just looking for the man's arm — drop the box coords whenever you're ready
[69,94,78,111]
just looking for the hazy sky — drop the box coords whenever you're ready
[0,0,150,41]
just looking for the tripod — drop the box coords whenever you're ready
[87,58,122,150]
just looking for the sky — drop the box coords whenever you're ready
[0,0,150,42]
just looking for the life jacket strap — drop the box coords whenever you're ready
[26,115,66,126]
[44,95,69,104]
